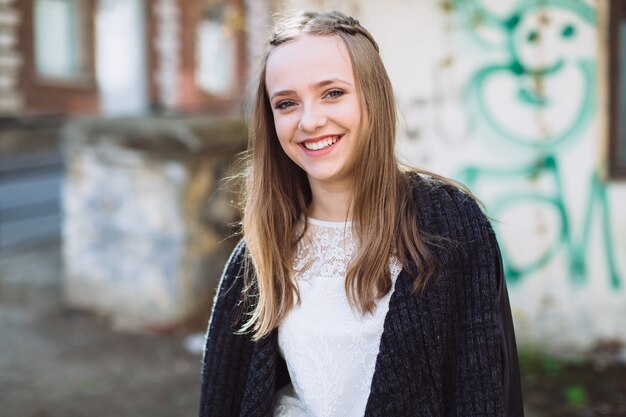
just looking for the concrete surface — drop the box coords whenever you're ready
[0,240,204,417]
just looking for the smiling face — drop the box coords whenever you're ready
[265,34,363,191]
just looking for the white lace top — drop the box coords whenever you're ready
[273,218,402,417]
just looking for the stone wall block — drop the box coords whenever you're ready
[0,6,20,27]
[0,73,17,89]
[0,51,22,70]
[0,28,16,48]
[0,0,20,114]
[153,0,181,109]
[0,91,22,112]
[62,117,247,331]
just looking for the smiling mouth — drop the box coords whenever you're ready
[301,135,342,151]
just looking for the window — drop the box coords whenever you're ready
[33,0,86,80]
[609,0,626,177]
[195,2,238,96]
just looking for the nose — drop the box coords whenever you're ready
[298,103,327,132]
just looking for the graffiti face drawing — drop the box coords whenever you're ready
[465,1,597,151]
[451,0,620,288]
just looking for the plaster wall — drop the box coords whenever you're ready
[279,0,626,355]
[61,117,246,330]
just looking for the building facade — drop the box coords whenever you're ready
[0,0,268,118]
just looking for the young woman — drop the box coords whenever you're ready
[199,10,523,417]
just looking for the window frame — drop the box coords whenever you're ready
[15,0,99,114]
[146,0,246,113]
[608,0,626,178]
[195,2,239,97]
[31,0,95,87]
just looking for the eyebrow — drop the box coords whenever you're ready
[269,78,352,101]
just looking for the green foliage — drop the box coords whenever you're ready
[564,384,588,407]
[518,347,562,376]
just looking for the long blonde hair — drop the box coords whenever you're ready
[240,11,444,340]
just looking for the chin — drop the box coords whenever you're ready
[306,170,348,185]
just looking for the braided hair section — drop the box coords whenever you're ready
[269,11,379,52]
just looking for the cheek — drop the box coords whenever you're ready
[336,99,362,127]
[273,114,298,144]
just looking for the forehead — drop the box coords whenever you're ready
[265,34,354,92]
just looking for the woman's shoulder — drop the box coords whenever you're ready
[407,171,485,218]
[405,171,502,306]
[205,238,250,336]
[218,238,248,283]
[224,238,248,272]
[405,170,496,246]
[212,238,249,306]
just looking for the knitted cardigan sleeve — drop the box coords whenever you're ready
[364,177,523,416]
[436,183,514,416]
[199,239,253,417]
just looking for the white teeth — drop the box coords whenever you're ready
[304,136,339,151]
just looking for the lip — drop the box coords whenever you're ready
[299,134,343,156]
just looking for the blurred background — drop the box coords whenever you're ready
[0,0,624,416]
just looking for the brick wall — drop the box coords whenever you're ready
[0,0,23,114]
[152,0,181,110]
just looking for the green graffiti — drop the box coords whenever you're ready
[465,60,596,149]
[449,0,596,50]
[561,24,576,38]
[580,171,620,289]
[459,156,620,289]
[449,1,621,288]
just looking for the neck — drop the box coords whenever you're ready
[307,178,352,222]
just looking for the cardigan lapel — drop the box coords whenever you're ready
[364,268,441,416]
[240,331,279,417]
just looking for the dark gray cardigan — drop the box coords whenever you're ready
[199,176,524,416]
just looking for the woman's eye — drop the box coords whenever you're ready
[325,90,344,99]
[276,100,296,110]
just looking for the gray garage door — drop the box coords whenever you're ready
[0,151,64,250]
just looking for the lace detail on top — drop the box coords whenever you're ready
[274,220,402,417]
[292,219,357,287]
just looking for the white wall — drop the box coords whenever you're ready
[278,0,626,355]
